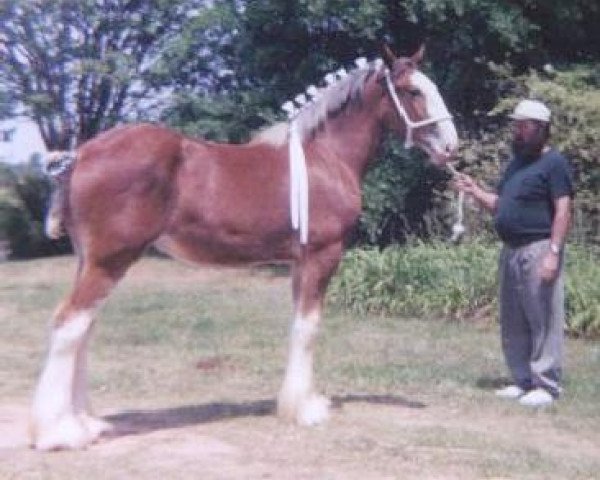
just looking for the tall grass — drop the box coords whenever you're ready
[329,241,600,337]
[565,246,600,337]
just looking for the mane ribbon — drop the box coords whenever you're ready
[383,68,453,149]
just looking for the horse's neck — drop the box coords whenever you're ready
[312,107,384,179]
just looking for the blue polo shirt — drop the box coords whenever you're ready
[494,148,574,247]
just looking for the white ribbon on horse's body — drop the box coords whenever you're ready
[289,121,309,244]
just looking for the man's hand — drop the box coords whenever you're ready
[452,173,499,213]
[539,251,560,282]
[453,173,478,196]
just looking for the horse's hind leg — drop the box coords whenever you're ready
[30,255,136,450]
[277,242,343,426]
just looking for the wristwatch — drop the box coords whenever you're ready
[549,242,561,255]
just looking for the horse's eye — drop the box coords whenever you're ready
[408,88,421,98]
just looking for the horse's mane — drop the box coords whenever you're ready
[251,59,382,146]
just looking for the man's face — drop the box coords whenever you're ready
[511,119,547,160]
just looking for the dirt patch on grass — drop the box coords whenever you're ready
[2,396,599,480]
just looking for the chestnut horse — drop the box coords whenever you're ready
[31,47,458,450]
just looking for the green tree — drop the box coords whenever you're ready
[0,0,204,149]
[0,90,15,119]
[159,0,600,246]
[3,0,598,250]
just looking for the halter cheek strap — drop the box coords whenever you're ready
[384,69,452,149]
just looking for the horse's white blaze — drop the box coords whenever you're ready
[31,310,94,449]
[278,310,330,425]
[411,71,459,155]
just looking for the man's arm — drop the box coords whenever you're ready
[454,174,499,213]
[540,195,572,282]
[550,196,572,250]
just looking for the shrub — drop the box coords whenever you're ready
[458,64,600,247]
[329,241,498,320]
[0,161,71,259]
[565,246,600,337]
[329,242,600,338]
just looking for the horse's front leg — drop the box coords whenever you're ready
[277,242,343,426]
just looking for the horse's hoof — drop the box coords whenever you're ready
[31,415,98,451]
[277,392,331,426]
[79,413,113,438]
[297,394,331,426]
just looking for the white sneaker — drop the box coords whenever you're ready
[519,388,554,407]
[495,385,525,399]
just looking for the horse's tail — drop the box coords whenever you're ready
[43,150,77,239]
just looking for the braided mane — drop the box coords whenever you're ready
[293,61,381,139]
[251,59,382,146]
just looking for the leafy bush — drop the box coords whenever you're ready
[329,242,600,338]
[329,241,498,320]
[457,63,600,247]
[357,141,450,246]
[0,161,71,259]
[565,246,600,337]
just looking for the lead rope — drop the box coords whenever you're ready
[445,162,466,243]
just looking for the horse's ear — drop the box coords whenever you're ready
[411,44,426,65]
[381,43,397,69]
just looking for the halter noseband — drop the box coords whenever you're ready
[383,68,453,149]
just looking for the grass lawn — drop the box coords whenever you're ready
[1,255,599,479]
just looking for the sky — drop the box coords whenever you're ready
[0,117,47,165]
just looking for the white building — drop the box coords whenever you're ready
[0,117,47,165]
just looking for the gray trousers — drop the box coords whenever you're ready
[498,239,565,397]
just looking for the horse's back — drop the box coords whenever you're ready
[78,123,183,165]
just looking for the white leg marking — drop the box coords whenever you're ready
[73,326,91,415]
[278,310,330,425]
[31,310,100,450]
[73,326,113,439]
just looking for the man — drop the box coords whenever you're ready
[455,99,574,407]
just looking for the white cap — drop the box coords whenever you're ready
[509,99,551,122]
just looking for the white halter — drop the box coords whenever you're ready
[383,68,453,149]
[283,61,455,245]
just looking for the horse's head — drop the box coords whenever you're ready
[380,45,458,166]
